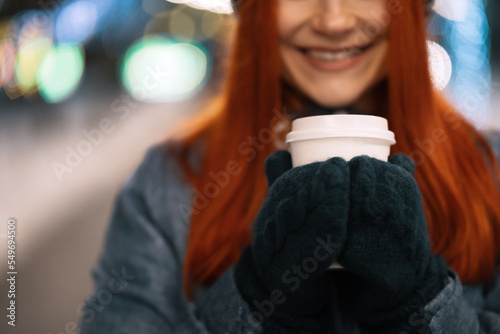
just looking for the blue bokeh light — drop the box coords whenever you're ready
[434,0,492,125]
[55,1,98,45]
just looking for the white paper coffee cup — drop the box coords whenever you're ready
[285,114,396,166]
[285,114,396,269]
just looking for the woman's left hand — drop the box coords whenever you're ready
[337,154,449,330]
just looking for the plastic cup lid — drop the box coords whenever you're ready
[285,114,396,144]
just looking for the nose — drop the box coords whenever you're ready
[311,0,357,36]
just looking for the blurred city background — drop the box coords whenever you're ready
[0,0,499,332]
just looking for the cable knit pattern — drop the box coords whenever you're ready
[234,150,350,333]
[338,154,449,332]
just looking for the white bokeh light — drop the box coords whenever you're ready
[166,0,233,14]
[432,0,468,22]
[427,40,453,91]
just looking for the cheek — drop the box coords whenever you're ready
[277,1,313,40]
[369,39,389,79]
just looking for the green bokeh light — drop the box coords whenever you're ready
[36,44,85,103]
[121,35,210,103]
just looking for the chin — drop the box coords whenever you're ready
[302,86,364,109]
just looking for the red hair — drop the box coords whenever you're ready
[166,0,500,299]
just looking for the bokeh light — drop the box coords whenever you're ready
[55,0,98,45]
[85,0,116,18]
[433,0,468,22]
[145,5,232,45]
[10,10,53,46]
[427,40,452,91]
[169,9,196,40]
[166,0,233,14]
[442,0,491,124]
[0,42,16,88]
[15,37,53,94]
[121,36,210,102]
[36,44,85,103]
[145,6,201,41]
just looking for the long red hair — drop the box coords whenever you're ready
[166,0,500,299]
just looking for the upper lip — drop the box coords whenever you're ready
[298,43,372,53]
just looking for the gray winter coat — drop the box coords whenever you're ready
[78,131,500,333]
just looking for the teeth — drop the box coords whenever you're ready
[306,49,360,61]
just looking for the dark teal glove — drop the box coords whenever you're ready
[337,154,449,332]
[234,150,350,333]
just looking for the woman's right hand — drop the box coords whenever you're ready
[234,150,350,333]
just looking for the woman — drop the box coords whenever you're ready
[79,0,500,332]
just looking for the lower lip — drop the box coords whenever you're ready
[298,46,371,72]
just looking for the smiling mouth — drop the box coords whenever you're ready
[297,43,373,61]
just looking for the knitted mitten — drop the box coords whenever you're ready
[234,150,350,333]
[338,154,449,332]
